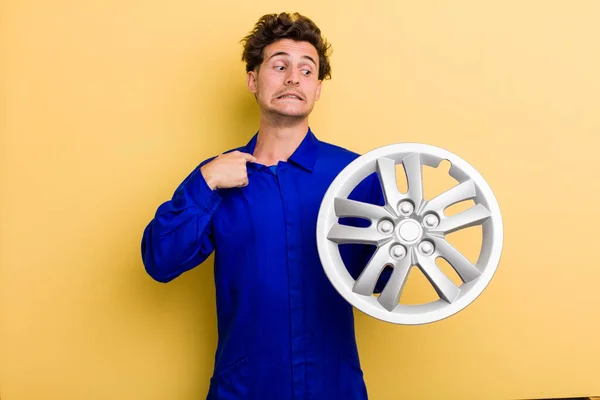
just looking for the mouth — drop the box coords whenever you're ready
[276,93,304,101]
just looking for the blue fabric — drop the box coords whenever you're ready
[269,165,277,175]
[141,128,387,400]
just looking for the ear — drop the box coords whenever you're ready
[314,80,322,101]
[247,70,258,94]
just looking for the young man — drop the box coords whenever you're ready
[142,12,384,400]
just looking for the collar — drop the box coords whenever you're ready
[243,127,319,174]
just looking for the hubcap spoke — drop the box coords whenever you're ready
[414,250,460,303]
[376,157,402,211]
[353,244,393,296]
[432,237,481,283]
[421,180,477,216]
[429,204,491,235]
[334,197,394,221]
[327,224,392,246]
[402,153,424,210]
[377,256,412,311]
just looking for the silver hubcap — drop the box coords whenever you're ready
[316,143,504,325]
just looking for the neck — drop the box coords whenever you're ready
[253,115,309,166]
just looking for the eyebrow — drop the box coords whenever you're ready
[268,51,317,67]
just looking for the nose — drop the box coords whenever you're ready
[285,69,300,86]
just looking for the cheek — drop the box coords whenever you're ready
[306,85,319,101]
[259,73,279,88]
[256,82,270,99]
[258,81,276,98]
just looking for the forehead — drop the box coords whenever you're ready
[263,39,319,62]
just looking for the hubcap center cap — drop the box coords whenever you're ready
[398,220,421,242]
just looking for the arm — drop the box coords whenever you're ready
[141,159,220,283]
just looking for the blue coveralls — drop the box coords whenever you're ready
[142,128,385,399]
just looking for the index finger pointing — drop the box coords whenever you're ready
[241,152,257,163]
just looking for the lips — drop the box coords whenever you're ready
[276,93,303,100]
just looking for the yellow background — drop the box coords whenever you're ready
[2,0,599,399]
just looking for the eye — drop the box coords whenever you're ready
[302,69,312,76]
[274,65,285,71]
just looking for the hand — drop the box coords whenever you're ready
[200,151,256,190]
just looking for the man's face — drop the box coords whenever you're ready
[247,39,322,120]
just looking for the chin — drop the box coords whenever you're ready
[270,107,310,119]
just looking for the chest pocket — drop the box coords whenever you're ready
[211,174,288,295]
[211,188,255,294]
[213,188,253,251]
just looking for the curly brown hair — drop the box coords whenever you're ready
[240,12,332,81]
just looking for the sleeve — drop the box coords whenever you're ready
[339,172,392,294]
[141,158,221,283]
